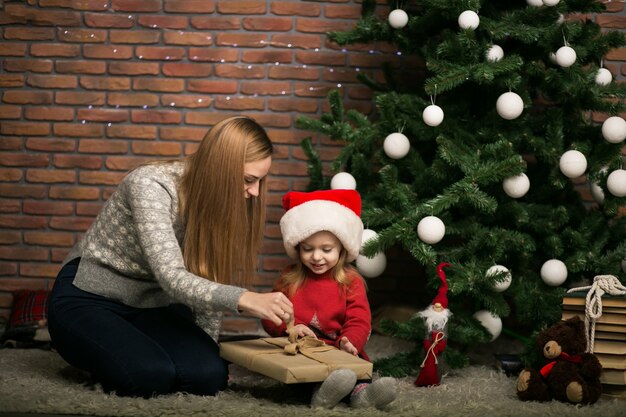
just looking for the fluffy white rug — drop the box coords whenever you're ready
[0,335,623,417]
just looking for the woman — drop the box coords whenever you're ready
[48,116,293,398]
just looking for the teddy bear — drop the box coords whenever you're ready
[516,316,602,404]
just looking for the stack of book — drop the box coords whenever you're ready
[561,291,626,397]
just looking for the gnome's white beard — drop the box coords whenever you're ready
[417,305,452,332]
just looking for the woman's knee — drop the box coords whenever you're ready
[108,359,178,398]
[182,357,229,396]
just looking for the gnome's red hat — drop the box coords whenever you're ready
[280,189,364,262]
[432,262,451,308]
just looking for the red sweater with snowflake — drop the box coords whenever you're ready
[262,267,371,360]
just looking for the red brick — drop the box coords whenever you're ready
[0,199,21,213]
[0,247,48,261]
[29,43,80,57]
[0,263,18,277]
[0,169,22,182]
[39,0,109,10]
[188,79,238,94]
[51,248,71,262]
[76,109,129,123]
[295,50,346,66]
[164,0,215,13]
[79,171,126,185]
[56,60,106,74]
[0,138,22,151]
[131,110,182,124]
[269,65,320,80]
[57,28,107,43]
[242,17,292,31]
[136,46,185,61]
[105,156,154,171]
[83,45,134,59]
[25,107,74,121]
[133,78,185,92]
[108,92,160,107]
[24,231,75,247]
[0,105,21,119]
[1,122,50,136]
[78,139,128,154]
[26,138,76,153]
[0,230,20,244]
[55,91,106,105]
[110,30,161,44]
[0,154,49,167]
[214,96,265,111]
[214,64,265,79]
[162,62,213,77]
[216,33,268,48]
[138,15,188,30]
[49,216,94,231]
[294,82,337,97]
[160,94,212,108]
[240,81,291,95]
[189,48,239,62]
[296,18,354,34]
[3,27,55,41]
[0,277,49,290]
[270,34,322,50]
[84,12,135,28]
[268,97,318,113]
[3,58,53,73]
[191,16,240,30]
[20,263,61,279]
[271,2,321,17]
[109,62,160,76]
[0,214,48,229]
[163,31,214,46]
[242,50,292,64]
[325,4,361,19]
[0,74,25,87]
[27,74,78,89]
[49,186,100,200]
[3,91,52,104]
[24,200,73,215]
[0,184,47,199]
[53,154,103,169]
[269,161,308,176]
[107,125,158,139]
[54,123,104,137]
[160,126,207,141]
[0,43,27,56]
[111,0,162,12]
[26,169,76,184]
[76,202,103,216]
[131,142,183,156]
[217,1,266,14]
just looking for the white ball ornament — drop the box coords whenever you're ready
[458,10,479,30]
[503,173,530,198]
[555,46,576,68]
[543,0,560,6]
[595,68,612,86]
[360,228,378,254]
[383,132,411,159]
[606,169,626,197]
[559,150,587,178]
[388,9,409,29]
[473,310,502,341]
[540,259,568,286]
[601,116,626,144]
[422,105,444,127]
[496,92,524,120]
[487,265,512,292]
[417,216,445,245]
[589,182,605,204]
[356,252,387,278]
[486,45,504,62]
[527,0,543,6]
[330,172,356,190]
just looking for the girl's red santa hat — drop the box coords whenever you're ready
[280,189,364,262]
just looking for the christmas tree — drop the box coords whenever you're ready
[297,0,626,376]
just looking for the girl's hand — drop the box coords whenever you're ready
[237,291,293,325]
[288,324,317,339]
[339,336,358,356]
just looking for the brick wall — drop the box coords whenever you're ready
[0,0,624,334]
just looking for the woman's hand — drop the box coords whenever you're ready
[238,291,293,325]
[288,324,317,339]
[339,336,358,356]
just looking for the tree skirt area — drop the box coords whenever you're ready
[0,334,623,417]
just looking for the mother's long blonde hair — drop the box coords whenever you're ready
[178,116,273,286]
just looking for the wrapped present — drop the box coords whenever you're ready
[219,336,373,384]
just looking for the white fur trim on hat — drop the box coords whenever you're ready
[280,200,364,262]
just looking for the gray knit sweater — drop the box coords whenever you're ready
[64,161,247,342]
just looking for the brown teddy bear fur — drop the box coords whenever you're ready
[516,316,602,405]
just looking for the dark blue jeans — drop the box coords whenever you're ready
[48,258,228,398]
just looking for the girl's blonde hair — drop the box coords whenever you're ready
[279,245,359,296]
[178,116,273,286]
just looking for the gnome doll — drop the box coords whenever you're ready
[414,262,452,387]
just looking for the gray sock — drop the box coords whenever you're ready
[311,369,357,409]
[350,377,398,410]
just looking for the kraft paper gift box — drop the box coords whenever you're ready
[219,337,373,384]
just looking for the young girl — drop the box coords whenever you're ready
[262,189,397,410]
[48,116,294,398]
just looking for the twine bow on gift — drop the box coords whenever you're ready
[284,318,324,355]
[567,274,626,353]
